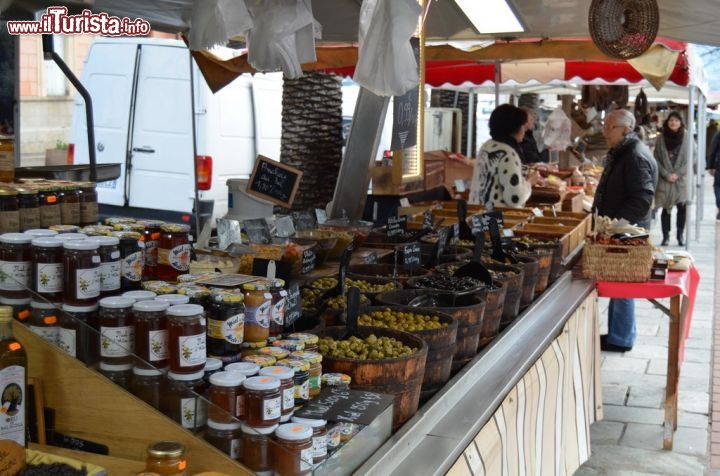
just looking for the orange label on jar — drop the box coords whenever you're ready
[46,196,58,204]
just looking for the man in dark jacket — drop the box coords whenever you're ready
[707,129,720,220]
[592,108,658,352]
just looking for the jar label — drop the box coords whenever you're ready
[222,313,244,344]
[121,251,143,282]
[178,333,206,367]
[75,267,101,299]
[271,299,286,326]
[30,325,59,345]
[246,301,270,328]
[61,202,81,225]
[236,394,244,417]
[300,447,314,471]
[19,209,41,230]
[229,438,241,460]
[58,327,77,357]
[0,260,31,291]
[80,202,99,224]
[36,262,63,293]
[99,261,121,292]
[144,240,159,266]
[100,325,135,357]
[167,244,192,271]
[262,396,281,421]
[39,204,61,228]
[282,387,295,412]
[296,380,310,401]
[0,365,26,446]
[180,396,207,429]
[312,434,328,458]
[0,210,20,233]
[148,329,168,361]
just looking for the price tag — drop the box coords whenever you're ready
[284,282,302,326]
[244,218,272,244]
[301,248,316,274]
[386,215,408,237]
[291,210,317,231]
[402,241,421,268]
[503,228,515,237]
[436,226,450,256]
[422,210,434,230]
[531,207,544,217]
[399,197,411,208]
[315,208,327,225]
[454,179,466,193]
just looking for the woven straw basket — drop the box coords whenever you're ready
[582,240,653,282]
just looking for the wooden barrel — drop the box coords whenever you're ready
[318,326,428,430]
[347,264,431,287]
[477,281,507,351]
[531,247,555,294]
[420,244,473,266]
[375,289,485,372]
[484,261,524,328]
[510,254,539,308]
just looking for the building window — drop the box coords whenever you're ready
[44,35,67,96]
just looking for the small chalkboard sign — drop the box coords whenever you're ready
[244,218,272,244]
[386,215,408,237]
[422,210,434,230]
[292,210,316,231]
[246,155,303,208]
[301,248,316,274]
[285,282,302,326]
[436,226,451,257]
[471,211,504,234]
[402,241,421,268]
[453,222,460,239]
[293,387,394,425]
[315,208,327,225]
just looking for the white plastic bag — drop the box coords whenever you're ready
[542,106,572,151]
[188,0,253,50]
[353,0,421,97]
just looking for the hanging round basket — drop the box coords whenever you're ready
[589,0,659,59]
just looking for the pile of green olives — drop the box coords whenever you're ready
[345,277,398,293]
[325,293,371,310]
[358,308,447,332]
[310,277,338,290]
[318,334,418,360]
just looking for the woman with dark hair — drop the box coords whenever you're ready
[654,111,689,246]
[469,104,543,208]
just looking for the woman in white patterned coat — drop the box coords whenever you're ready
[469,104,544,208]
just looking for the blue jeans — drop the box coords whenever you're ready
[714,172,720,210]
[607,298,636,348]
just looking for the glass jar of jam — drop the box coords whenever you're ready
[286,333,319,353]
[243,375,281,428]
[80,224,112,236]
[63,239,101,306]
[208,370,246,423]
[0,296,31,323]
[269,279,287,337]
[23,228,57,239]
[38,187,62,228]
[155,294,189,306]
[0,187,19,234]
[31,237,63,300]
[321,372,351,388]
[166,304,206,374]
[203,357,223,386]
[273,423,314,476]
[257,346,289,362]
[29,299,59,345]
[92,235,121,296]
[259,366,295,423]
[276,359,310,410]
[145,441,188,476]
[112,231,144,291]
[16,188,40,232]
[54,232,88,242]
[133,299,168,369]
[0,232,33,299]
[123,290,156,301]
[157,224,192,282]
[98,296,135,365]
[240,340,267,357]
[138,219,164,280]
[241,423,277,474]
[130,366,164,410]
[242,282,271,343]
[290,351,322,399]
[49,224,80,234]
[207,290,245,358]
[78,182,99,226]
[225,361,260,378]
[60,302,99,365]
[242,354,276,369]
[272,339,305,353]
[99,361,133,389]
[162,371,207,431]
[59,185,81,226]
[204,419,242,461]
[291,416,328,466]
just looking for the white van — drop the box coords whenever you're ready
[69,37,283,227]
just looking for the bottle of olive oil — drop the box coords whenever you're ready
[0,305,27,446]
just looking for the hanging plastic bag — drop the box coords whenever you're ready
[542,106,572,151]
[353,0,421,97]
[188,0,253,50]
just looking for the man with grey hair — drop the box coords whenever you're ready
[592,108,658,352]
[519,106,548,164]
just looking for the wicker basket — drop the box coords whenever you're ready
[582,240,653,282]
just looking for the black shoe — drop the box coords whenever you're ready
[600,336,632,353]
[677,237,685,246]
[661,237,669,246]
[717,211,720,220]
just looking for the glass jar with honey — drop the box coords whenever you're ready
[166,304,206,374]
[145,441,188,476]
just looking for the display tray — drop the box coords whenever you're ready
[14,163,121,182]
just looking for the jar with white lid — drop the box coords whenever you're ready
[29,299,59,345]
[243,375,281,428]
[130,366,164,410]
[63,239,101,305]
[92,235,121,296]
[23,228,58,238]
[60,302,99,364]
[31,236,63,300]
[274,423,314,476]
[162,370,207,431]
[0,232,33,299]
[132,299,169,369]
[259,365,295,422]
[166,304,206,374]
[241,423,277,474]
[225,361,260,378]
[123,289,157,301]
[204,419,242,460]
[98,296,135,365]
[155,294,189,306]
[208,370,246,422]
[291,416,328,465]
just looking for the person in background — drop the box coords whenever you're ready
[519,107,549,164]
[468,104,544,208]
[706,119,717,157]
[653,111,690,246]
[592,109,658,352]
[707,128,720,220]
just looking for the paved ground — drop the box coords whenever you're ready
[576,176,718,475]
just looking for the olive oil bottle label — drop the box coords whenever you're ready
[148,329,168,361]
[58,328,77,357]
[0,261,31,291]
[35,263,63,293]
[178,333,206,368]
[100,325,135,357]
[0,365,26,446]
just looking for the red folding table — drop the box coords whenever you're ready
[595,265,700,450]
